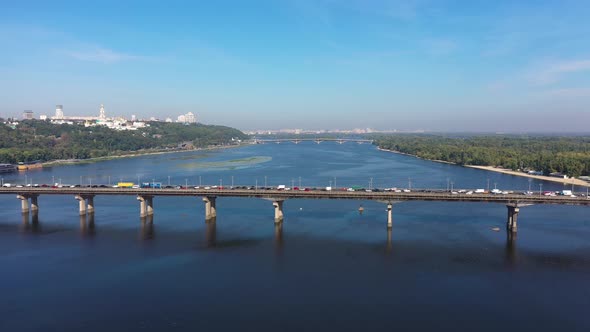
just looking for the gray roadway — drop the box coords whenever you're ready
[1,187,589,206]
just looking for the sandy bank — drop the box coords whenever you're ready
[464,165,590,187]
[377,147,590,187]
[42,142,254,167]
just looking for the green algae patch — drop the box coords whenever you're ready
[177,156,272,170]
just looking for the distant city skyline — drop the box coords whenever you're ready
[1,1,589,132]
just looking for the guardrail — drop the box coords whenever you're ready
[1,187,589,205]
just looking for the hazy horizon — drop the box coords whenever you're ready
[1,1,589,132]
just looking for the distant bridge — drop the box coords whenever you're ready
[253,138,374,144]
[2,187,589,235]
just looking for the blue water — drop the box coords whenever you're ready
[1,143,589,331]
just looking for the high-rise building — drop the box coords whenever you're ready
[99,104,106,120]
[55,105,64,119]
[23,110,34,120]
[131,114,136,121]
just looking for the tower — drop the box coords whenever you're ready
[99,104,106,120]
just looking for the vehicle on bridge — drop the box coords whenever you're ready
[141,182,162,189]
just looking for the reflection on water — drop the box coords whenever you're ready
[386,228,392,255]
[20,212,41,233]
[140,215,155,240]
[505,232,517,267]
[79,214,96,237]
[274,222,283,255]
[206,220,216,248]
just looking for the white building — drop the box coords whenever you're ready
[185,112,196,123]
[55,105,64,119]
[23,110,34,120]
[176,112,197,124]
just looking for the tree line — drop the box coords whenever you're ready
[373,134,590,177]
[0,119,248,164]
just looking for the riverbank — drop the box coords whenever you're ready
[377,147,456,164]
[377,147,590,187]
[42,141,255,168]
[465,165,590,187]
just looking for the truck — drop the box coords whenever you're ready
[141,182,162,189]
[475,189,485,193]
[561,190,573,196]
[117,182,134,188]
[277,185,286,190]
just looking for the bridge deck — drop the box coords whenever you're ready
[2,188,589,206]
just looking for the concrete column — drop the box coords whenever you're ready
[506,205,520,233]
[17,195,29,213]
[506,206,512,230]
[146,196,154,216]
[75,195,87,216]
[137,196,147,218]
[512,207,519,233]
[30,195,39,213]
[87,196,95,214]
[387,204,393,229]
[203,196,217,221]
[273,200,284,224]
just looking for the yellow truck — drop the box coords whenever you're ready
[117,182,134,188]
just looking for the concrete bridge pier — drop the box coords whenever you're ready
[30,195,39,214]
[16,195,30,213]
[203,196,217,221]
[387,203,393,229]
[145,196,154,216]
[273,200,284,224]
[379,201,400,229]
[506,205,520,233]
[75,195,87,215]
[86,195,95,214]
[137,196,147,218]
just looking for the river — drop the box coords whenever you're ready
[1,142,589,331]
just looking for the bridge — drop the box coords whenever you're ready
[2,187,589,235]
[253,138,374,144]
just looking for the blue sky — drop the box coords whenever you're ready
[1,0,590,132]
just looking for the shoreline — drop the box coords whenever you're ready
[377,147,590,187]
[40,142,255,168]
[464,165,590,187]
